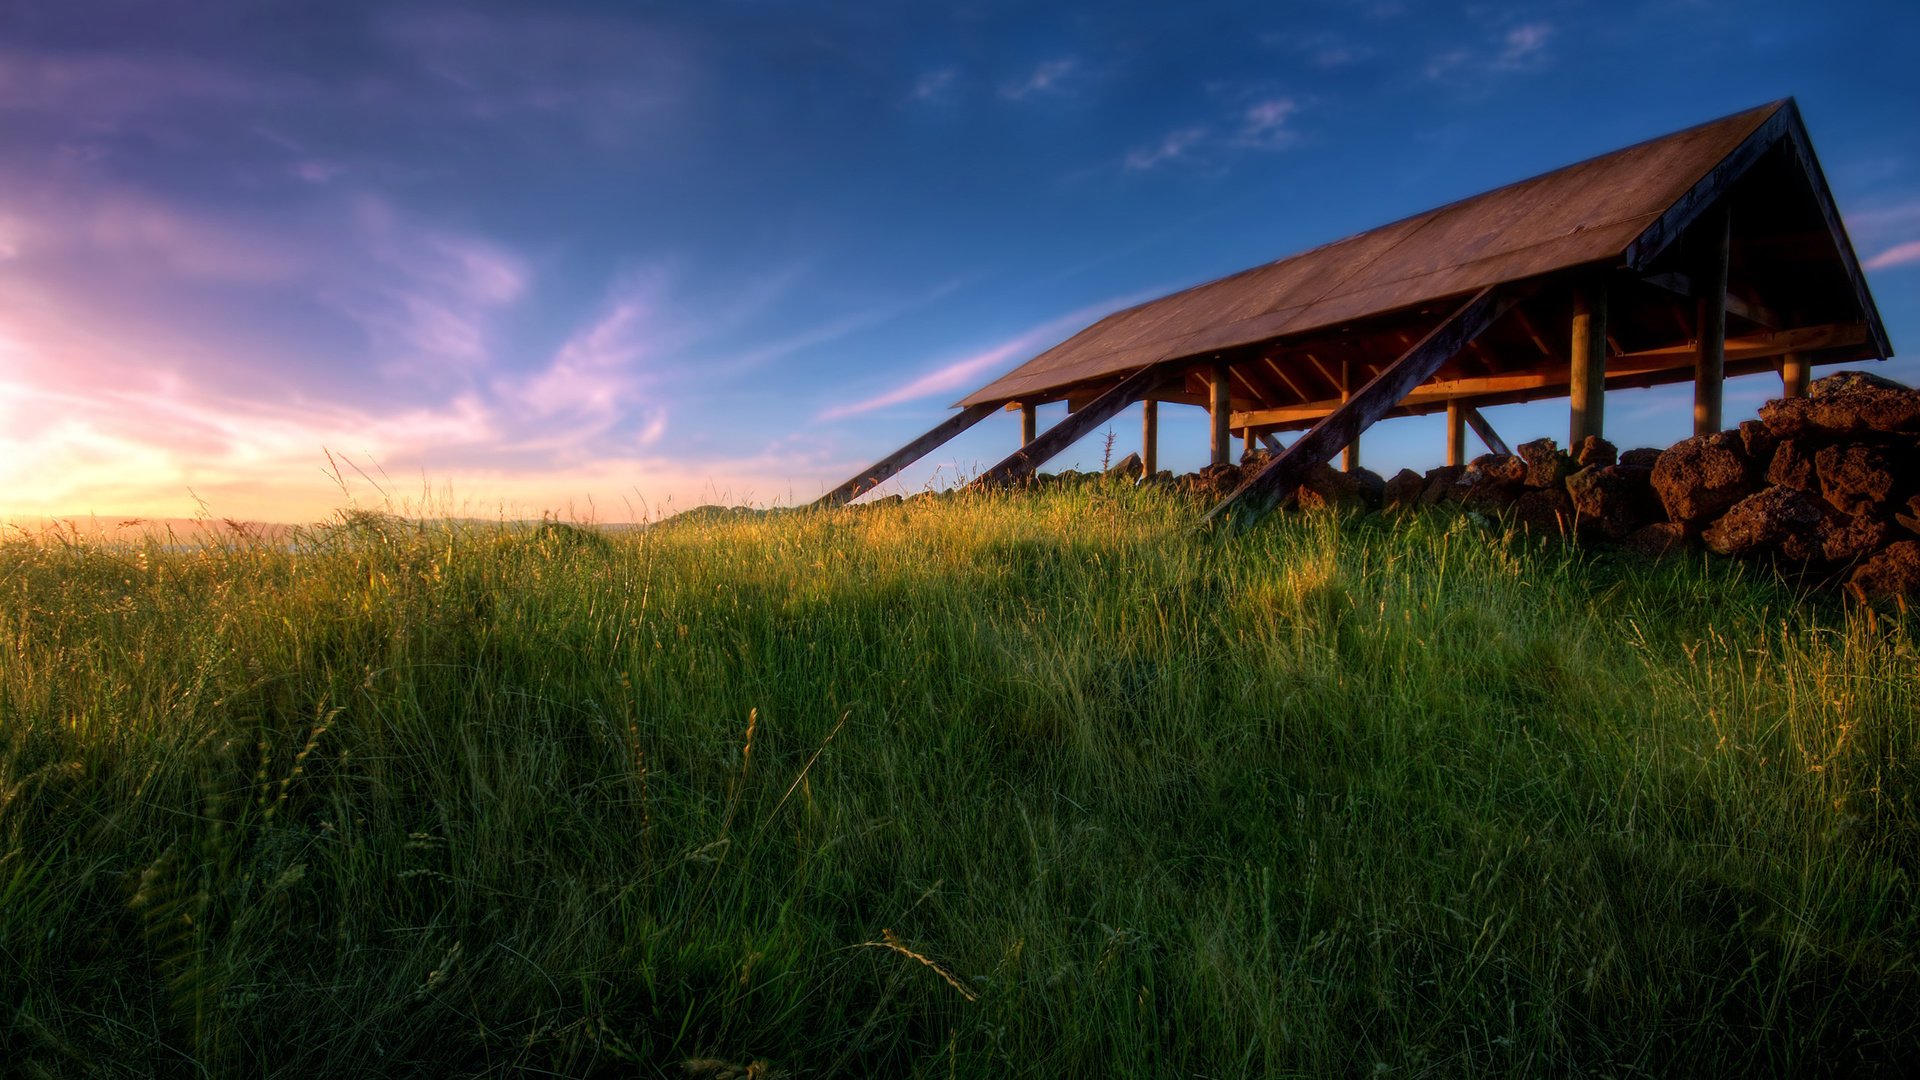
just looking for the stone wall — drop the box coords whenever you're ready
[1169,371,1920,602]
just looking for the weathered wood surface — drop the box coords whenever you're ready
[1339,359,1358,473]
[1694,204,1730,435]
[1569,281,1608,444]
[972,363,1172,489]
[1203,287,1512,522]
[1020,403,1037,446]
[1141,398,1158,476]
[964,104,1802,409]
[1446,399,1466,466]
[811,403,998,508]
[1209,362,1232,466]
[1781,351,1808,399]
[1224,322,1868,430]
[1462,406,1510,457]
[1776,101,1893,359]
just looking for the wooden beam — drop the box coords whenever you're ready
[1625,102,1788,271]
[973,364,1172,488]
[1781,351,1809,399]
[1228,322,1868,430]
[1638,271,1779,329]
[1462,406,1510,457]
[1203,287,1512,522]
[1263,356,1310,403]
[812,403,998,508]
[1020,402,1037,446]
[1260,433,1285,452]
[1776,100,1893,359]
[1446,399,1465,467]
[1339,359,1357,473]
[1695,203,1729,435]
[1141,399,1158,476]
[1209,361,1231,466]
[1569,281,1607,444]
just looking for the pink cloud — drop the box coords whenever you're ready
[1864,240,1920,270]
[816,298,1144,421]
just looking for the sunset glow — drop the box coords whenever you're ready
[3,1,1915,524]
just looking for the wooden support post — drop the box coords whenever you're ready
[1209,362,1231,466]
[1781,351,1809,399]
[1694,204,1729,435]
[1462,406,1510,457]
[1141,399,1158,477]
[1243,427,1258,460]
[1569,282,1608,444]
[811,402,998,508]
[1020,402,1037,447]
[1260,433,1285,452]
[1339,359,1357,472]
[1446,399,1465,467]
[1204,287,1512,522]
[974,363,1172,489]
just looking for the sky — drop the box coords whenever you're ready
[2,0,1917,524]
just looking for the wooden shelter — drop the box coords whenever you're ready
[815,100,1891,518]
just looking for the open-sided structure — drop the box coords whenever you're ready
[815,100,1891,518]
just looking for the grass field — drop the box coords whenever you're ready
[2,483,1916,1077]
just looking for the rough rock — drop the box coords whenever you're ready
[1104,452,1142,480]
[1180,463,1244,500]
[1518,437,1575,489]
[1416,465,1467,507]
[1815,444,1898,515]
[1351,467,1387,510]
[1762,371,1920,438]
[1767,438,1817,491]
[1567,464,1659,540]
[1619,447,1664,469]
[1848,540,1920,601]
[1382,468,1426,513]
[1701,487,1827,556]
[1898,494,1920,538]
[1511,488,1574,535]
[1821,512,1895,566]
[1460,453,1525,511]
[1738,419,1778,466]
[1573,435,1617,469]
[1296,463,1363,513]
[1467,453,1527,487]
[1623,522,1688,558]
[1759,395,1813,438]
[1651,431,1758,530]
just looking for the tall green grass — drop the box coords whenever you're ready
[2,486,1915,1077]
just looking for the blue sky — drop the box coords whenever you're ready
[1,0,1916,521]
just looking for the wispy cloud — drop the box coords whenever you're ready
[1125,127,1209,171]
[911,68,958,102]
[999,58,1078,101]
[1865,240,1920,270]
[816,299,1132,421]
[1428,22,1555,80]
[332,196,529,378]
[1125,97,1302,170]
[1494,24,1553,70]
[1232,97,1301,149]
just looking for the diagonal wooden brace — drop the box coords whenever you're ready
[811,402,998,508]
[1203,286,1514,522]
[972,362,1175,489]
[1461,405,1510,457]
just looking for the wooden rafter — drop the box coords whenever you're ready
[1204,287,1513,522]
[1226,322,1868,429]
[972,363,1173,488]
[812,403,998,508]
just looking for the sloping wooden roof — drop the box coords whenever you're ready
[958,100,1883,408]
